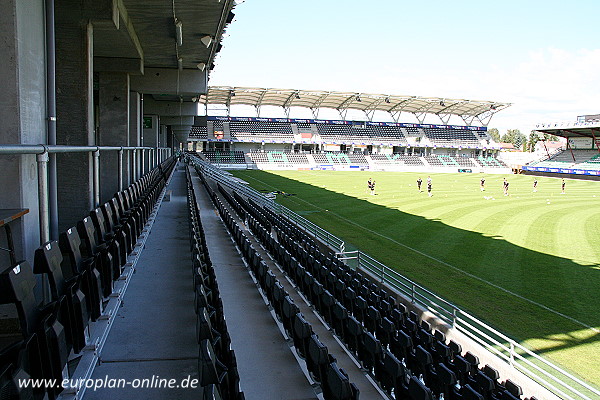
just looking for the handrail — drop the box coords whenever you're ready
[189,154,600,400]
[1,143,173,244]
[0,144,162,154]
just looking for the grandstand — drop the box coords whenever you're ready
[523,120,600,178]
[188,113,511,173]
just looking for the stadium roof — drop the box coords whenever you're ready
[200,86,511,126]
[535,121,600,139]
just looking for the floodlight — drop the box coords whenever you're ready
[177,57,183,70]
[385,97,390,104]
[356,95,361,102]
[440,100,445,106]
[197,62,206,71]
[201,35,213,48]
[175,19,183,46]
[295,93,301,99]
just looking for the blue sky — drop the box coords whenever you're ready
[209,0,600,133]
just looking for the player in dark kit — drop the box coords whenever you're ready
[503,178,509,196]
[370,180,376,195]
[561,178,565,194]
[427,177,432,197]
[367,178,372,194]
[480,177,485,191]
[417,177,423,192]
[533,178,538,192]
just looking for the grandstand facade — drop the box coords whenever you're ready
[189,116,511,173]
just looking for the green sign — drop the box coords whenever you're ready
[143,116,153,129]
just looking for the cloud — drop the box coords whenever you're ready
[210,47,600,133]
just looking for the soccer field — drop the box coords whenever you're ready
[230,169,600,388]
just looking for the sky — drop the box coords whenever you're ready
[208,0,600,134]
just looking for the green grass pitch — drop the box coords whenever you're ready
[230,169,600,389]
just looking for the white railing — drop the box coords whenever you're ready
[189,154,600,400]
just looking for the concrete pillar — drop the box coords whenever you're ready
[143,115,159,147]
[166,125,174,150]
[129,92,141,184]
[98,72,129,203]
[0,0,46,265]
[55,3,94,231]
[159,124,168,148]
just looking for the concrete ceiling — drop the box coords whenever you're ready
[93,0,234,73]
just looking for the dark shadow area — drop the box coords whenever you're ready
[230,169,600,384]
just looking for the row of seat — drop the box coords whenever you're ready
[0,156,176,400]
[202,151,246,164]
[186,168,245,400]
[211,181,537,400]
[202,176,359,400]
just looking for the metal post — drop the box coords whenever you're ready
[132,149,137,182]
[46,0,58,241]
[118,148,124,191]
[37,152,50,244]
[93,150,100,207]
[141,149,145,176]
[509,342,515,367]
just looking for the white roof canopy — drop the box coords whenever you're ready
[200,86,511,126]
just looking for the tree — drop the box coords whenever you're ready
[500,129,526,150]
[488,128,500,142]
[527,131,539,152]
[544,132,559,141]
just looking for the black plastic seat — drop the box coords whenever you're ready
[323,362,359,400]
[77,217,114,298]
[343,315,362,354]
[292,313,312,358]
[462,384,485,400]
[59,227,103,321]
[331,301,348,337]
[198,339,228,395]
[90,208,124,277]
[306,334,330,383]
[358,331,382,373]
[374,349,405,395]
[391,329,413,363]
[0,262,69,399]
[281,296,299,336]
[34,241,88,354]
[408,374,433,400]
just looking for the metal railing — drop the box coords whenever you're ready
[190,155,600,400]
[0,144,172,244]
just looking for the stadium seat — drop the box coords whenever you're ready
[408,374,434,400]
[77,217,114,298]
[58,227,103,321]
[292,313,312,358]
[306,334,330,383]
[322,362,359,400]
[33,241,88,354]
[358,331,382,373]
[374,349,405,395]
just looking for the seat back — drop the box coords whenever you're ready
[0,261,39,336]
[34,241,66,299]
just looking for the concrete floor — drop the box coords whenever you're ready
[86,167,199,400]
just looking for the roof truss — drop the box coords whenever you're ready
[200,86,511,126]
